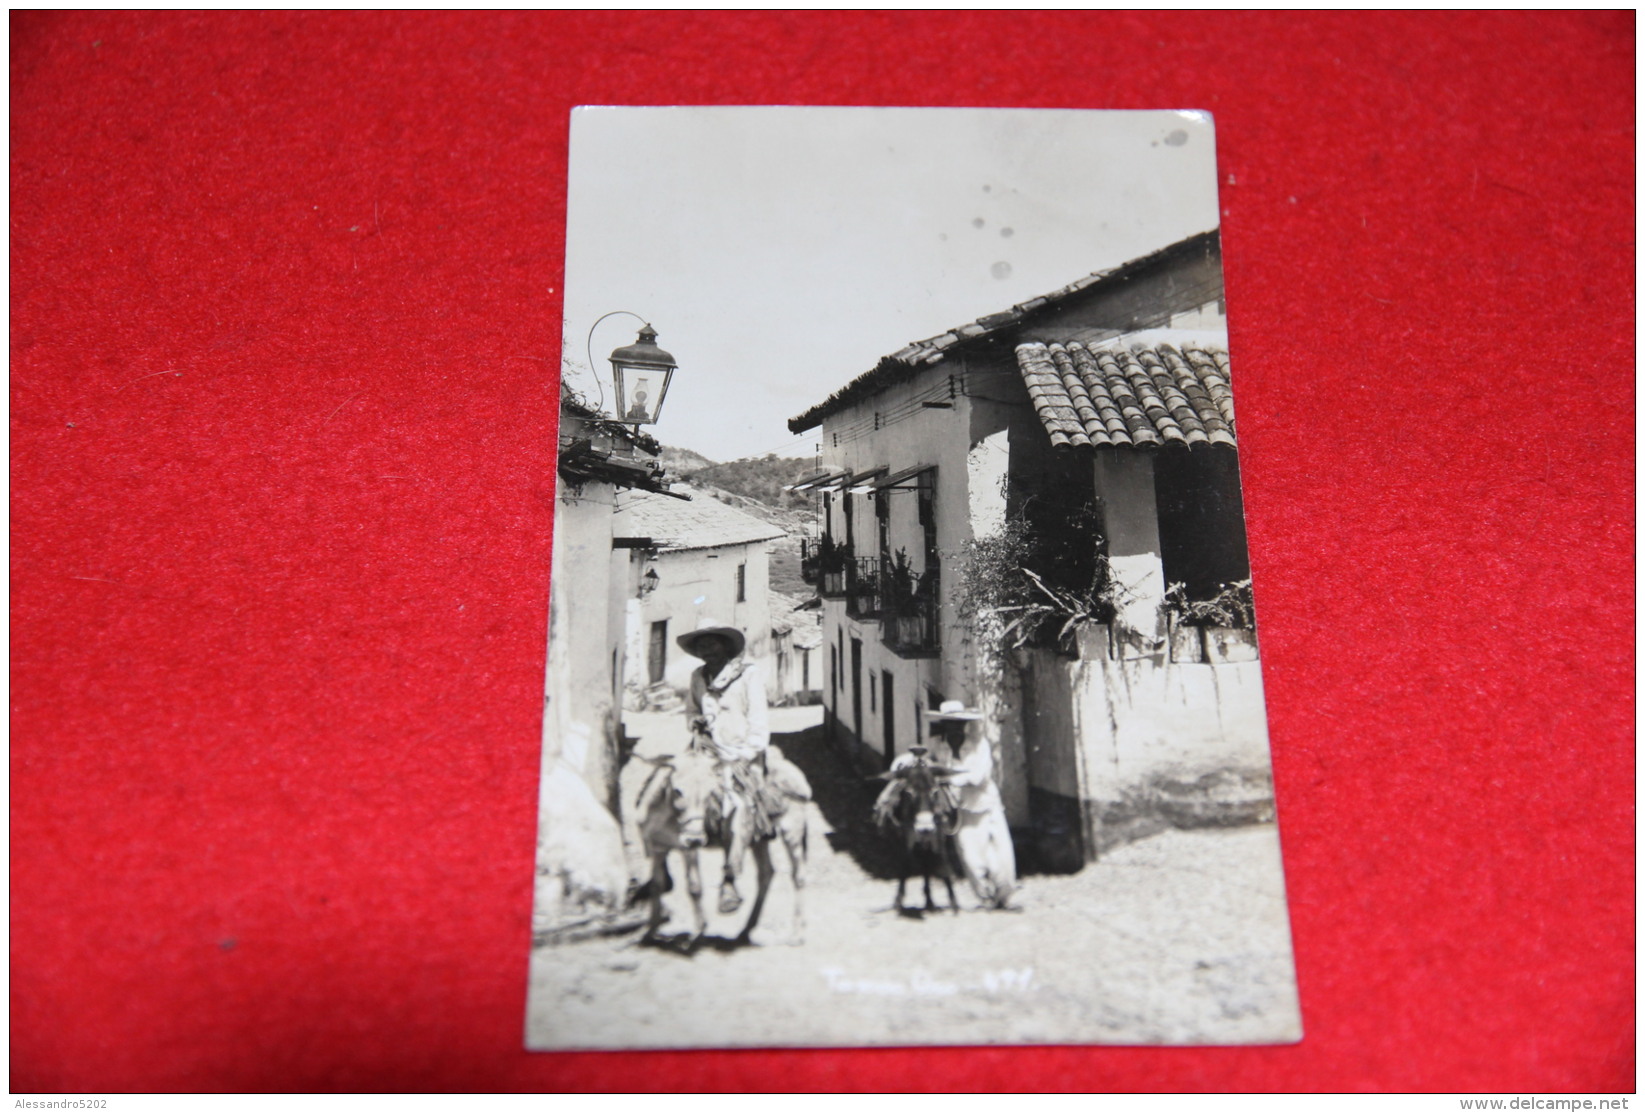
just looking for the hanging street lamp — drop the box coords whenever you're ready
[607,323,677,426]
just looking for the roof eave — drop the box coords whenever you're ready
[786,229,1221,431]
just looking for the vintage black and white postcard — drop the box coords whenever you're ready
[528,106,1300,1049]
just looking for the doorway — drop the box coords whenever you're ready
[647,620,668,685]
[850,637,863,746]
[881,668,895,763]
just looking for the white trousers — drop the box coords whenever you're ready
[954,806,1017,907]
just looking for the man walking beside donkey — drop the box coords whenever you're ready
[925,700,1019,910]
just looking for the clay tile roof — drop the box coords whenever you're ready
[614,488,787,552]
[1016,340,1237,450]
[787,229,1220,435]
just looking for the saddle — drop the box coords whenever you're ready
[700,759,783,838]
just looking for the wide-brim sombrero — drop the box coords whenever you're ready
[676,622,746,659]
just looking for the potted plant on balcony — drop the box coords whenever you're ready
[882,549,937,650]
[884,548,914,630]
[815,535,848,595]
[1160,579,1257,663]
[799,537,821,586]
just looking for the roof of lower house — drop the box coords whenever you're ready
[614,487,787,553]
[1016,339,1236,450]
[768,589,824,642]
[787,229,1219,434]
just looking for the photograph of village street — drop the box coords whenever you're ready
[527,107,1301,1049]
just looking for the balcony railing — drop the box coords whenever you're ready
[882,568,941,656]
[812,537,849,597]
[845,556,882,619]
[799,537,823,587]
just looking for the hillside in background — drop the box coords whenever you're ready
[658,445,716,477]
[690,453,821,513]
[662,448,821,598]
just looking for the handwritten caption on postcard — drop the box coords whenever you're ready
[820,966,1035,997]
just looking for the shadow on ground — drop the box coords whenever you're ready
[771,725,904,881]
[636,931,759,957]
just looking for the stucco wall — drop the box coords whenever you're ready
[807,238,1248,855]
[815,360,977,772]
[1015,239,1226,348]
[534,466,631,936]
[1020,624,1273,859]
[623,539,775,698]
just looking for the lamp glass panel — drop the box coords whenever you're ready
[612,364,671,424]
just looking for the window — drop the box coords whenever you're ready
[917,470,938,569]
[736,562,747,602]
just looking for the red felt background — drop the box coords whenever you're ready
[10,10,1634,1094]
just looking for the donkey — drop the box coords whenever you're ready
[631,747,721,948]
[873,746,962,915]
[633,745,809,948]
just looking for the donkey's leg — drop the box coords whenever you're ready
[642,850,669,941]
[735,839,775,945]
[783,820,806,945]
[682,848,707,947]
[718,825,745,915]
[941,837,963,912]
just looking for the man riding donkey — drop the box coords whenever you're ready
[677,621,810,915]
[876,700,1019,910]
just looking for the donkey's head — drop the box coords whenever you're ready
[887,747,956,840]
[658,748,721,849]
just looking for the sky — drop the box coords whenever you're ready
[561,107,1223,462]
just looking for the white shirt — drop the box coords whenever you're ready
[943,730,1003,815]
[685,657,769,763]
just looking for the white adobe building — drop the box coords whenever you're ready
[787,230,1274,868]
[768,589,825,706]
[613,487,788,706]
[534,392,677,939]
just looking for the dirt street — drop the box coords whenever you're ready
[526,706,1300,1049]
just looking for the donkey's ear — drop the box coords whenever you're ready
[655,753,676,766]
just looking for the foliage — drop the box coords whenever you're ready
[814,535,848,574]
[882,548,937,618]
[659,445,717,476]
[952,509,1122,659]
[658,446,822,597]
[885,549,915,615]
[1162,579,1256,630]
[691,453,820,511]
